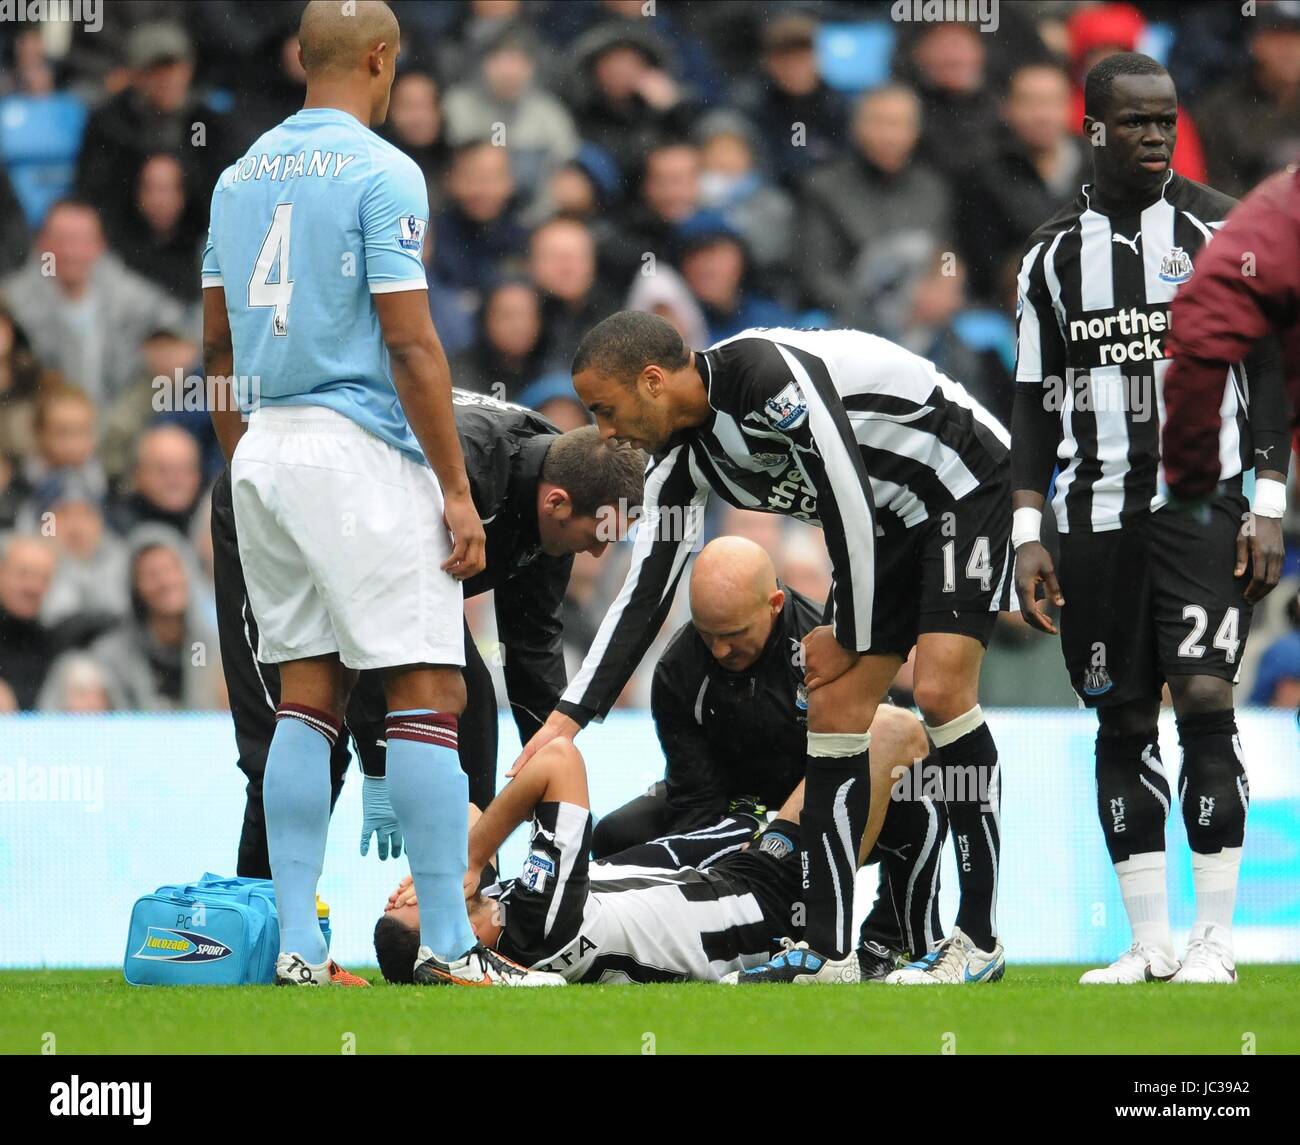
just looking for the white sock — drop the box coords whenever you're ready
[1191,847,1242,943]
[1114,851,1174,959]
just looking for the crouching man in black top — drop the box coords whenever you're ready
[593,536,950,975]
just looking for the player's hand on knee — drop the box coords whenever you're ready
[1238,513,1283,604]
[1014,541,1063,635]
[507,725,557,778]
[361,775,404,861]
[801,625,859,691]
[442,490,487,580]
[507,711,580,777]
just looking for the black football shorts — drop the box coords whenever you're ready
[1057,492,1254,707]
[866,473,1013,657]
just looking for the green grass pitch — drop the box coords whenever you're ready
[4,966,1300,1054]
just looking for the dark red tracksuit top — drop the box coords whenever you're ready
[1162,166,1300,500]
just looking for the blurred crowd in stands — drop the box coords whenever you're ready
[2,0,1300,718]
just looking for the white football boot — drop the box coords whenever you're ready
[720,938,862,985]
[1172,926,1237,984]
[413,942,567,987]
[275,952,331,986]
[885,927,1006,985]
[1079,942,1179,984]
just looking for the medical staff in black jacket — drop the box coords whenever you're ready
[213,390,644,877]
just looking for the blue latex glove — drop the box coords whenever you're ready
[360,775,403,860]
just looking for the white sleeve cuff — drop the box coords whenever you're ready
[369,279,429,295]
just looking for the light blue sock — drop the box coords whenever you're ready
[264,712,332,964]
[385,710,475,960]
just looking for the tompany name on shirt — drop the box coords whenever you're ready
[767,459,817,521]
[225,150,358,186]
[1068,305,1171,367]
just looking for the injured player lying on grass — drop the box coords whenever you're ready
[374,706,931,985]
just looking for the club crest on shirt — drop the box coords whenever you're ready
[763,381,808,431]
[1157,246,1193,284]
[396,213,427,251]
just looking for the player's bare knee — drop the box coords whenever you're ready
[383,664,466,716]
[870,705,929,769]
[533,737,589,808]
[912,677,976,729]
[913,633,984,725]
[279,656,349,722]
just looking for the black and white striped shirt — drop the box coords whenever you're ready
[556,327,1010,725]
[1013,171,1287,533]
[510,857,778,984]
[491,800,780,984]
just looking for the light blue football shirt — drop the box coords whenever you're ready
[201,106,430,463]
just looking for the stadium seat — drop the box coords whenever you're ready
[0,92,87,229]
[953,308,1018,374]
[816,23,895,94]
[1138,23,1175,66]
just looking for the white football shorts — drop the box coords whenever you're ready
[231,404,465,670]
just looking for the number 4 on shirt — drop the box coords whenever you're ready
[250,202,294,337]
